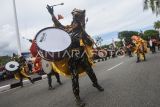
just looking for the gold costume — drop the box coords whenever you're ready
[52,38,95,77]
[134,39,147,52]
[132,36,147,61]
[14,67,30,80]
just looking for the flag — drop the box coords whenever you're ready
[122,38,126,46]
[112,38,116,48]
[30,40,38,57]
[57,14,64,20]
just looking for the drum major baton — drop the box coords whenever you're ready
[51,3,64,7]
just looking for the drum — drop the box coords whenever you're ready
[41,59,52,74]
[97,49,107,58]
[35,27,71,61]
[5,61,20,72]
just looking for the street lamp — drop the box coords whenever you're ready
[12,0,22,56]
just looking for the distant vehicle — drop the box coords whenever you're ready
[21,52,32,61]
[0,67,6,81]
[0,66,5,71]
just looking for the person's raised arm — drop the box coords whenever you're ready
[46,5,65,29]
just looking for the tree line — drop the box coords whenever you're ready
[95,20,160,49]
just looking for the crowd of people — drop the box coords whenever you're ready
[124,35,160,63]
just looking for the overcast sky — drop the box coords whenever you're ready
[0,0,159,56]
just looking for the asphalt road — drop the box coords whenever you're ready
[0,53,160,107]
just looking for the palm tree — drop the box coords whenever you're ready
[95,36,103,47]
[154,20,160,29]
[144,0,160,15]
[154,20,160,38]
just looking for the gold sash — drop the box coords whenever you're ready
[52,39,94,77]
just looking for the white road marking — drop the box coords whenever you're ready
[0,86,20,94]
[0,80,44,94]
[107,62,124,71]
[118,56,125,58]
[42,75,47,79]
[0,84,10,92]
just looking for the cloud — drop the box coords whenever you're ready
[0,0,159,55]
[0,24,17,55]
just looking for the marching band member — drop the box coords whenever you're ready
[33,56,62,90]
[126,43,133,57]
[131,35,147,63]
[30,39,63,90]
[47,68,62,90]
[12,54,34,87]
[47,5,104,107]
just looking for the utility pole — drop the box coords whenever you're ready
[12,0,22,56]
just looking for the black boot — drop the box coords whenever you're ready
[19,77,23,87]
[143,54,146,61]
[20,82,23,87]
[136,53,140,63]
[31,79,34,84]
[93,83,104,92]
[136,60,140,63]
[136,57,140,63]
[57,80,62,85]
[28,77,34,84]
[75,96,85,107]
[48,86,54,90]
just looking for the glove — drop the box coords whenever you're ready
[46,5,54,15]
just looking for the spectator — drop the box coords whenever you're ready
[149,39,153,53]
[157,39,160,51]
[126,44,132,57]
[151,38,156,53]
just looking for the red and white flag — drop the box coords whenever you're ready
[112,38,116,48]
[30,40,38,57]
[57,14,64,20]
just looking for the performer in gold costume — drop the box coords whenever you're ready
[12,54,34,87]
[47,5,104,107]
[131,35,147,63]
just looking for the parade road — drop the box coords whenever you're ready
[0,53,160,107]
